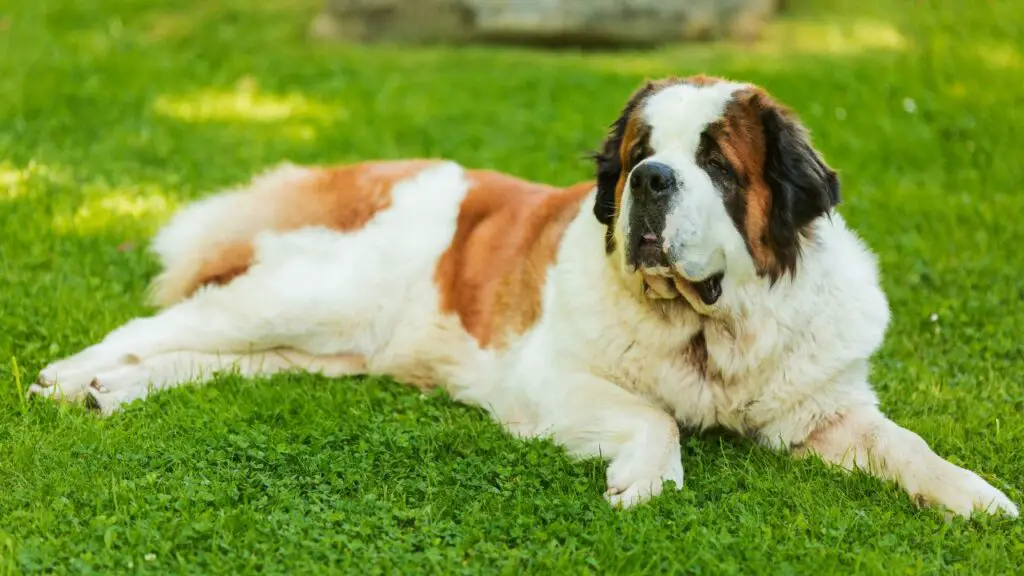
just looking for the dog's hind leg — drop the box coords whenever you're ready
[30,241,371,407]
[32,160,467,411]
[73,349,366,415]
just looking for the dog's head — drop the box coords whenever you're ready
[593,75,840,313]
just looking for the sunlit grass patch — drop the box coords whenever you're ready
[571,16,907,77]
[757,17,907,56]
[0,161,72,203]
[51,182,179,236]
[153,76,344,124]
[972,40,1024,70]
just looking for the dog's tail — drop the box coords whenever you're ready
[146,163,311,308]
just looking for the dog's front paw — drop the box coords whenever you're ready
[604,446,684,509]
[913,466,1019,519]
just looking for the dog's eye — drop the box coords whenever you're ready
[707,154,737,182]
[629,145,648,168]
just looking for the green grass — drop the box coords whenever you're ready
[1,0,1023,573]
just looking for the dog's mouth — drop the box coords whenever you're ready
[677,273,724,306]
[633,234,724,308]
[641,271,724,307]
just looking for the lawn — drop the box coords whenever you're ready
[1,0,1023,573]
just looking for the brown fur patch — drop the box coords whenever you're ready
[714,89,784,277]
[682,74,725,87]
[682,330,724,382]
[174,160,440,302]
[280,159,439,231]
[194,240,255,288]
[435,173,595,348]
[683,330,710,379]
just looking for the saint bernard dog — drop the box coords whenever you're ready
[31,75,1017,519]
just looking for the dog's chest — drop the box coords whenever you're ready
[609,327,771,435]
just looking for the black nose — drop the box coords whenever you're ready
[629,161,675,199]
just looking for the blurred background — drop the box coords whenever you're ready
[308,0,783,47]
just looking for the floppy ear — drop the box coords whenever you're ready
[592,82,657,249]
[759,100,841,279]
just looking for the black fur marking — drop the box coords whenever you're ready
[759,102,841,281]
[591,82,659,253]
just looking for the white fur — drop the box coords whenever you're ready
[32,87,1018,519]
[642,82,747,155]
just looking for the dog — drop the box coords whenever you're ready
[30,75,1017,519]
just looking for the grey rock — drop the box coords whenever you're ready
[310,0,780,46]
